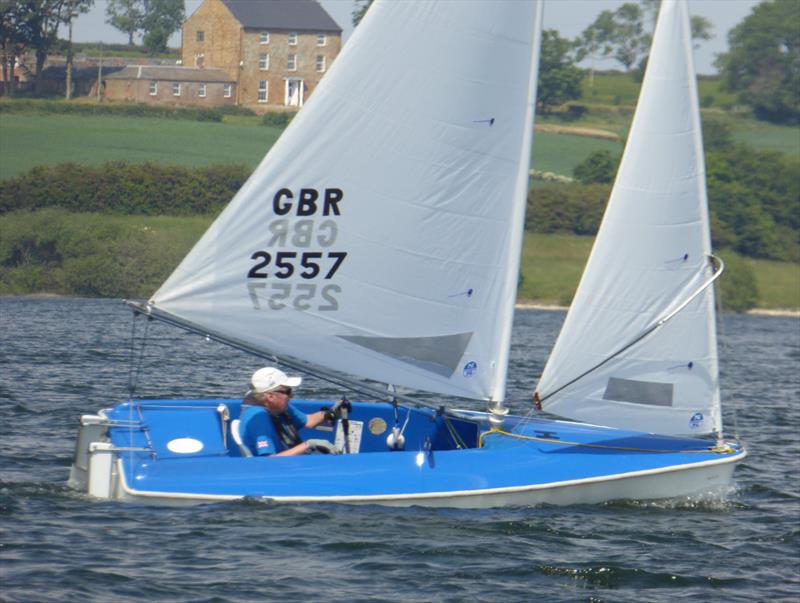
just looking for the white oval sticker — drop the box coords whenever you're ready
[166,437,204,454]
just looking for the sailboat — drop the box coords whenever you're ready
[69,0,745,507]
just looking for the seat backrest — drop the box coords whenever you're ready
[230,419,253,457]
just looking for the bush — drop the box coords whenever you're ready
[702,119,734,151]
[717,251,759,312]
[0,210,210,297]
[527,184,610,235]
[261,111,295,127]
[572,150,619,184]
[706,144,800,261]
[0,162,250,216]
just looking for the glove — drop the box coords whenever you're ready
[305,439,339,454]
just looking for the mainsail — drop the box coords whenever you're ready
[535,0,721,436]
[151,1,543,402]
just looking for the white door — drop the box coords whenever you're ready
[285,79,304,107]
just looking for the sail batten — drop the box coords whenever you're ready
[536,0,721,436]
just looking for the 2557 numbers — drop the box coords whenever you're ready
[247,251,347,280]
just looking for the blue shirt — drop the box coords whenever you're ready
[239,404,308,456]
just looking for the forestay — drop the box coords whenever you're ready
[535,0,721,436]
[151,1,543,402]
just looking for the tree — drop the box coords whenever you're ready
[690,15,713,48]
[352,0,372,27]
[573,150,619,184]
[105,0,182,53]
[140,0,184,54]
[537,29,584,112]
[106,0,143,46]
[573,10,616,92]
[609,3,649,71]
[2,0,91,94]
[642,0,713,48]
[0,0,36,96]
[715,0,800,124]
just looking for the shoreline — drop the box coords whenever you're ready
[2,295,798,317]
[515,301,800,318]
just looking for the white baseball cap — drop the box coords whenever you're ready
[250,367,302,394]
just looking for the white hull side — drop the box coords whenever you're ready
[100,451,745,508]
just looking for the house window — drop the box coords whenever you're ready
[149,81,157,95]
[172,82,181,96]
[288,32,297,45]
[260,31,269,44]
[195,53,204,68]
[317,33,326,46]
[287,54,297,71]
[196,30,204,42]
[198,83,206,97]
[223,83,232,98]
[258,80,268,103]
[315,55,326,72]
[259,53,269,70]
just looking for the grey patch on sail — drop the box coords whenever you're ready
[603,377,674,407]
[339,332,473,377]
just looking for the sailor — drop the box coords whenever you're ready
[239,367,342,456]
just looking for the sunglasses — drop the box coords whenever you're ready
[272,387,292,396]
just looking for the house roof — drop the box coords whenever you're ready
[221,0,341,33]
[105,65,234,83]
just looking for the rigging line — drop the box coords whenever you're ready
[713,259,739,441]
[536,254,725,405]
[443,416,467,449]
[126,312,150,464]
[124,300,446,413]
[479,428,736,454]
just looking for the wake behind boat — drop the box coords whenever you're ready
[69,0,745,507]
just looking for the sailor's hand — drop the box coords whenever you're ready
[305,439,338,454]
[322,399,350,422]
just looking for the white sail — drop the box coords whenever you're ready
[151,1,543,402]
[535,0,721,436]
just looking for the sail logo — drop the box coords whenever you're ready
[689,412,704,429]
[463,361,478,378]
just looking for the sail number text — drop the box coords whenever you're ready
[247,251,347,280]
[247,188,347,312]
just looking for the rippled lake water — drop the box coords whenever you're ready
[1,297,798,602]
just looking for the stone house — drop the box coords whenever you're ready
[181,0,342,109]
[102,65,236,107]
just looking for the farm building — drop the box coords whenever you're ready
[181,0,342,109]
[102,65,236,107]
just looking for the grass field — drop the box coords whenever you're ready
[581,72,737,110]
[2,78,797,182]
[0,113,282,180]
[531,130,623,177]
[747,258,800,310]
[0,112,625,181]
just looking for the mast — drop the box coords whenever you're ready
[488,0,544,418]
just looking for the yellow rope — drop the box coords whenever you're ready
[478,428,735,454]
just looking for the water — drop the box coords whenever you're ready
[1,297,798,602]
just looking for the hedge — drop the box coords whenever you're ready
[0,162,250,216]
[0,98,255,121]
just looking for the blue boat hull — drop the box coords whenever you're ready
[69,399,745,507]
